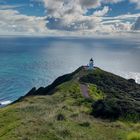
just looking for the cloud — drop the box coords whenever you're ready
[102,0,140,9]
[43,0,82,18]
[47,16,101,31]
[120,71,140,84]
[42,0,123,18]
[40,0,139,34]
[113,22,132,31]
[79,0,101,9]
[0,9,47,35]
[41,0,109,31]
[92,21,132,33]
[41,0,105,31]
[42,0,101,16]
[93,6,109,16]
[101,13,140,32]
[129,0,140,9]
[102,13,140,20]
[132,17,140,30]
[0,0,140,35]
[102,0,124,4]
[0,5,23,10]
[0,8,139,36]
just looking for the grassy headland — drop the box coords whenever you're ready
[0,67,140,140]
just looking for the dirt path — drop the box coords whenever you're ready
[80,84,90,98]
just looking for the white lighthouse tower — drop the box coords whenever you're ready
[89,58,94,69]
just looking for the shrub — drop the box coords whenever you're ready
[127,132,140,140]
[56,113,65,121]
[92,99,121,119]
[128,79,136,83]
[91,96,140,121]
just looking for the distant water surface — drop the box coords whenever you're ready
[0,36,140,104]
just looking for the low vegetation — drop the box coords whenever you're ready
[0,66,140,140]
[127,132,140,140]
[80,67,140,120]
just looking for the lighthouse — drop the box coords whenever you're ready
[89,58,94,69]
[83,58,95,70]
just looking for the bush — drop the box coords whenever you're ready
[128,79,136,83]
[56,113,65,121]
[92,99,121,119]
[127,132,140,140]
[91,97,140,121]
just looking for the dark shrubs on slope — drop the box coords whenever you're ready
[80,68,140,120]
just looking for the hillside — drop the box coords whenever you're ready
[0,66,140,140]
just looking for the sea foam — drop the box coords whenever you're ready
[0,100,12,106]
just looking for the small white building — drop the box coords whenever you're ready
[88,58,94,69]
[84,58,95,70]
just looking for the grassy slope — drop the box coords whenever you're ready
[0,80,140,140]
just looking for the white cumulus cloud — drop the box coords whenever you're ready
[0,9,47,35]
[40,0,138,34]
[0,0,140,35]
[40,0,111,31]
[93,6,109,16]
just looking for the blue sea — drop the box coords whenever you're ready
[0,36,140,105]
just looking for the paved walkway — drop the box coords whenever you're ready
[80,84,90,98]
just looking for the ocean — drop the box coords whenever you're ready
[0,36,140,105]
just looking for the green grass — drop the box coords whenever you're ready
[88,84,105,100]
[0,81,139,140]
[127,132,140,140]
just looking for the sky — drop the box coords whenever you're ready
[0,0,140,36]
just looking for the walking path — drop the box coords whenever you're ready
[80,84,90,98]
